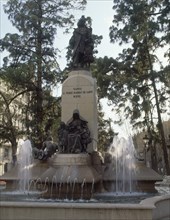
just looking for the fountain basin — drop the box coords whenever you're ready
[0,195,170,220]
[0,200,153,220]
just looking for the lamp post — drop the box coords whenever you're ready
[166,134,170,158]
[143,134,149,165]
[166,134,170,148]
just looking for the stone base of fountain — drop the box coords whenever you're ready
[0,159,49,190]
[103,161,163,193]
[0,152,163,199]
[134,161,163,193]
[38,153,102,200]
[0,153,102,200]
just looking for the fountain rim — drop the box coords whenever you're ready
[0,200,155,210]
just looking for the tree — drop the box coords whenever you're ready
[91,56,114,99]
[0,79,29,164]
[107,0,170,173]
[89,57,117,152]
[97,102,116,153]
[0,0,87,148]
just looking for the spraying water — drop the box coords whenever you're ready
[18,139,33,192]
[109,136,136,194]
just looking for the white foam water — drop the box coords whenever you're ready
[108,136,136,193]
[18,139,33,192]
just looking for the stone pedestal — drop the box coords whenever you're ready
[40,154,101,183]
[135,161,163,192]
[0,160,49,190]
[39,153,102,199]
[102,161,163,193]
[61,70,98,152]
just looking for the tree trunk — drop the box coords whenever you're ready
[11,139,18,165]
[146,40,170,174]
[35,1,43,145]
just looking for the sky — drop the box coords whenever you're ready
[0,0,120,67]
[0,0,138,137]
[56,0,119,69]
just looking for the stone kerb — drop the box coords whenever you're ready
[61,70,98,152]
[0,201,154,220]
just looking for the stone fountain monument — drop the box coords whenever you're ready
[1,15,170,220]
[0,16,162,200]
[37,15,102,199]
[0,15,103,200]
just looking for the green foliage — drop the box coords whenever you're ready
[0,0,87,146]
[97,103,115,153]
[0,80,26,163]
[91,56,115,99]
[108,0,170,173]
[106,0,170,128]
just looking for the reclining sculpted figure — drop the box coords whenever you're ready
[33,136,58,160]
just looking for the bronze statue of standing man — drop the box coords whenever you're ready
[69,16,94,68]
